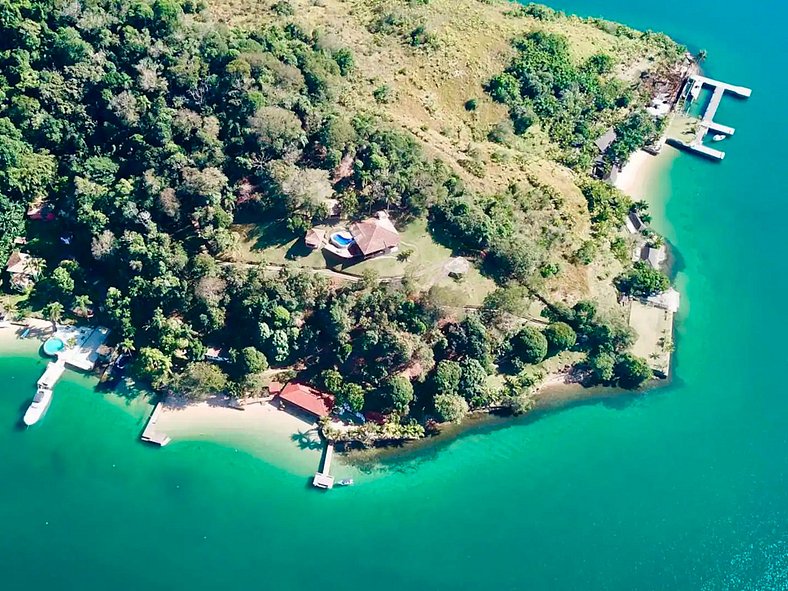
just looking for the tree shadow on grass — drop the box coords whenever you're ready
[285,240,312,260]
[248,219,298,251]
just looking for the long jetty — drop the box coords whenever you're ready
[312,442,335,489]
[671,75,752,160]
[140,402,171,446]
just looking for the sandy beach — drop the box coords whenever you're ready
[0,317,56,352]
[155,397,324,473]
[614,148,676,201]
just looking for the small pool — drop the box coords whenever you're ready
[330,231,355,248]
[42,337,65,357]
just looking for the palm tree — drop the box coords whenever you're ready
[74,294,93,318]
[27,257,46,280]
[118,338,135,354]
[44,301,64,331]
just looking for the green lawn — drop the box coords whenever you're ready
[229,217,496,306]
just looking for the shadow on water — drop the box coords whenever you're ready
[665,237,687,280]
[342,381,682,474]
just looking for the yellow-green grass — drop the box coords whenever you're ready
[227,216,496,305]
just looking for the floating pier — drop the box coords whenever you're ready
[140,402,171,446]
[312,442,335,489]
[38,359,66,390]
[671,75,752,160]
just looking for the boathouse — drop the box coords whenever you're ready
[277,383,334,419]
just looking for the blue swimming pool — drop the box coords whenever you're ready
[330,231,355,248]
[42,337,65,357]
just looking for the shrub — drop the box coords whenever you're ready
[373,85,393,103]
[616,261,669,297]
[434,393,469,423]
[544,322,576,354]
[614,353,653,388]
[511,326,548,365]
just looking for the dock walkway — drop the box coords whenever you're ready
[38,359,66,389]
[140,402,171,446]
[313,442,335,489]
[673,74,752,160]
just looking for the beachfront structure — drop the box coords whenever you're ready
[5,251,42,292]
[594,128,617,153]
[140,402,171,446]
[313,442,335,489]
[38,360,66,390]
[646,287,681,313]
[43,325,111,371]
[639,245,667,270]
[625,212,645,234]
[277,382,334,419]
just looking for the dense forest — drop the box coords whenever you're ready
[0,0,671,437]
[487,27,677,169]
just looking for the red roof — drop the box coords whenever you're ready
[278,383,334,418]
[349,212,400,256]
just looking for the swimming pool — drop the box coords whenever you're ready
[330,231,355,248]
[42,337,65,357]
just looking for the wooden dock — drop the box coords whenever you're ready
[312,442,335,489]
[673,75,752,160]
[140,402,171,446]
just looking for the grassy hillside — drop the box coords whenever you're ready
[211,0,682,306]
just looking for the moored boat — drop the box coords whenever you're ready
[23,387,53,425]
[712,134,726,141]
[338,478,354,486]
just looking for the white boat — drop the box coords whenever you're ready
[338,478,354,486]
[24,387,53,425]
[712,134,726,141]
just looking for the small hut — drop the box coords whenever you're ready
[445,257,470,278]
[305,228,326,249]
[5,251,41,292]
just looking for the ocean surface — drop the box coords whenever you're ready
[2,1,787,589]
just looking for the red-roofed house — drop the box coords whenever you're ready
[277,383,335,419]
[349,211,400,258]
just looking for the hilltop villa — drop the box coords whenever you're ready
[316,211,401,260]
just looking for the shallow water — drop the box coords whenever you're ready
[2,1,787,589]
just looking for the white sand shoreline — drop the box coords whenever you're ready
[0,317,55,351]
[154,397,324,473]
[614,148,675,201]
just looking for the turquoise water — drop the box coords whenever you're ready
[2,2,787,589]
